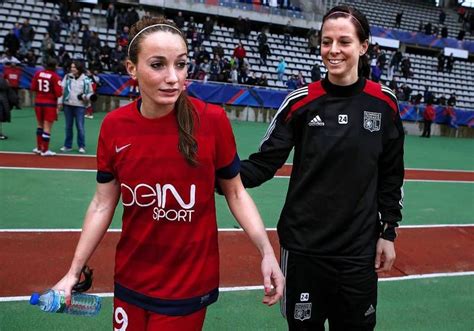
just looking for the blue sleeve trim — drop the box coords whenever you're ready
[97,171,114,183]
[216,154,240,179]
[114,282,219,316]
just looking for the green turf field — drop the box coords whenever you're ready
[1,108,473,330]
[1,276,473,330]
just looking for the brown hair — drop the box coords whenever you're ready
[128,16,198,166]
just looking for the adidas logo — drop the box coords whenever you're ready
[364,304,376,316]
[308,115,325,126]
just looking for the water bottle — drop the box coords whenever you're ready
[29,289,101,316]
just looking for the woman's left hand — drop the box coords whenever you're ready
[261,254,285,306]
[375,238,396,273]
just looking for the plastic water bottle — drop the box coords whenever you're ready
[29,289,101,316]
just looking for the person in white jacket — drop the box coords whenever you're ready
[58,60,94,153]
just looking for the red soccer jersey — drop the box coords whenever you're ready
[31,69,62,106]
[97,97,239,315]
[3,65,22,88]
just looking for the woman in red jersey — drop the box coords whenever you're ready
[52,16,284,331]
[30,58,63,156]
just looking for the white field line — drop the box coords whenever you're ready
[0,151,95,158]
[1,224,474,232]
[2,271,474,302]
[1,169,472,183]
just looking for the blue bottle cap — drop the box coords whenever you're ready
[29,293,40,305]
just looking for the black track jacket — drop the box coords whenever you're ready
[240,77,404,258]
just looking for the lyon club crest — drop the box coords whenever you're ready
[363,111,381,132]
[294,303,312,321]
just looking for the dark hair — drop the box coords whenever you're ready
[128,17,198,166]
[71,60,85,76]
[44,58,57,71]
[320,5,371,79]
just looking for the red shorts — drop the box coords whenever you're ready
[35,106,57,123]
[113,297,207,331]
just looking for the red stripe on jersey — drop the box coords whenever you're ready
[363,80,398,114]
[286,81,326,121]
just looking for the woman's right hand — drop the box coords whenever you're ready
[52,270,81,305]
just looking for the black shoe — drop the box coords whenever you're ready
[0,135,8,140]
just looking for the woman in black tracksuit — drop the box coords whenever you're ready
[240,5,405,330]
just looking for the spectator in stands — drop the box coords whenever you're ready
[246,72,258,85]
[296,71,305,88]
[81,25,92,52]
[89,31,102,52]
[441,25,448,39]
[424,22,432,35]
[41,32,56,64]
[21,49,37,67]
[457,6,466,23]
[401,56,412,78]
[30,58,63,155]
[106,3,116,30]
[311,62,321,82]
[307,28,319,54]
[234,16,245,39]
[421,103,435,138]
[395,10,403,28]
[258,42,271,66]
[3,62,22,109]
[69,12,82,44]
[401,83,412,102]
[418,21,424,33]
[424,86,435,105]
[58,60,94,154]
[370,63,382,83]
[190,27,203,49]
[116,8,128,34]
[447,92,456,107]
[388,49,402,80]
[126,7,140,29]
[46,15,61,43]
[212,43,225,60]
[457,28,465,41]
[58,46,72,70]
[276,58,286,82]
[111,45,127,75]
[0,75,16,140]
[186,16,197,38]
[437,52,445,72]
[202,16,214,40]
[438,94,447,106]
[19,19,35,55]
[238,61,249,84]
[195,46,211,65]
[388,77,398,94]
[0,50,21,65]
[439,9,446,25]
[283,21,292,46]
[174,11,185,30]
[219,57,232,82]
[377,49,387,74]
[209,57,221,82]
[233,42,246,68]
[446,54,454,73]
[257,29,268,48]
[230,65,239,84]
[3,29,20,58]
[242,18,252,39]
[257,73,268,87]
[99,44,112,71]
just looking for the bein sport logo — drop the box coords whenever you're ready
[121,183,195,222]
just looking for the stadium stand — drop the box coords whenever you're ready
[0,0,472,110]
